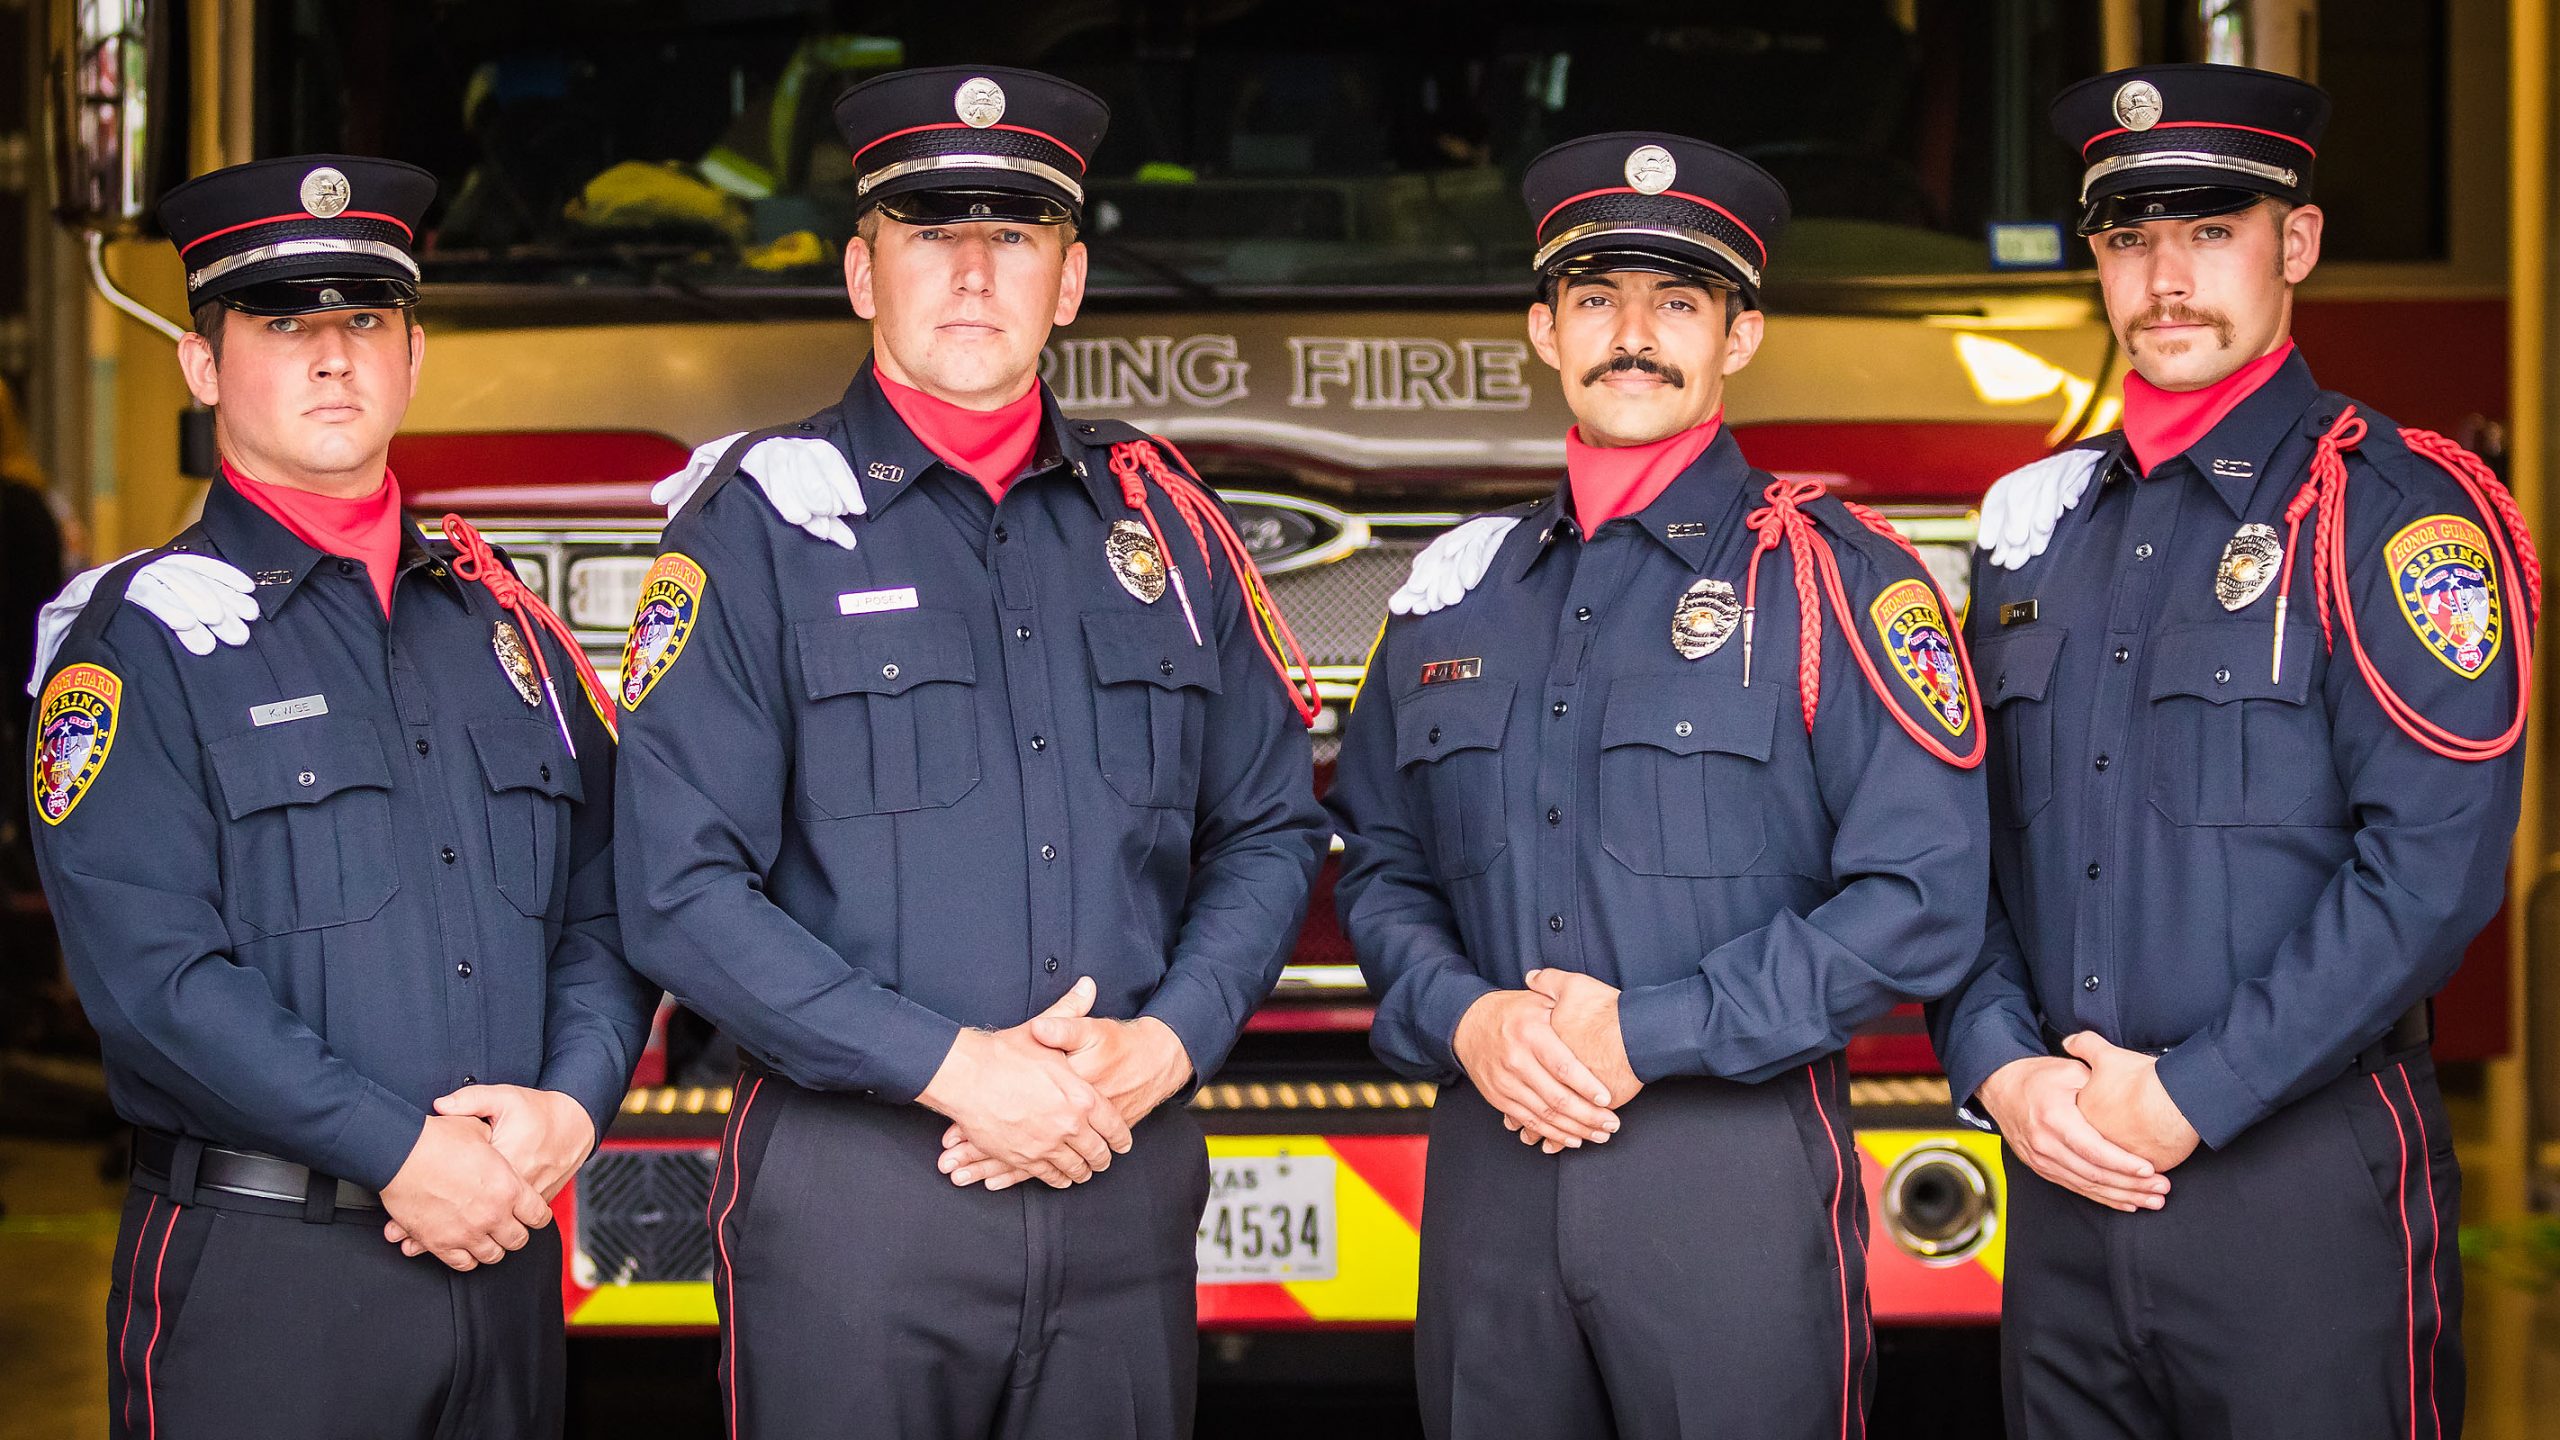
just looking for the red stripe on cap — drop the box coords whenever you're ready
[1535,186,1768,266]
[852,121,1088,170]
[2080,120,2318,156]
[178,210,415,255]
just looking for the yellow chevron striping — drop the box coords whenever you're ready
[1207,1134,1422,1323]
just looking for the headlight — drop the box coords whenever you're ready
[566,555,657,631]
[1881,1144,1996,1264]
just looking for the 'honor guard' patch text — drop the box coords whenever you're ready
[34,663,122,825]
[1869,578,1972,736]
[2388,514,2503,678]
[621,553,707,708]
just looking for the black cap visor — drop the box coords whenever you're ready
[219,275,420,317]
[872,185,1076,227]
[2076,182,2269,236]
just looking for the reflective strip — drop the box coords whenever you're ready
[2079,149,2300,201]
[186,238,420,291]
[1532,220,1762,290]
[856,152,1083,204]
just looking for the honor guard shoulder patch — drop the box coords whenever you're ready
[1868,578,1972,736]
[621,553,707,708]
[34,663,122,825]
[2387,514,2504,678]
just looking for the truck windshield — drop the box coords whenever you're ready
[262,0,2094,297]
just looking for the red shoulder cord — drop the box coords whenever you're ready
[2268,409,2540,761]
[1742,478,1987,768]
[1105,437,1324,727]
[440,514,620,757]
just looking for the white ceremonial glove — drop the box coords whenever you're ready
[1977,449,2102,571]
[28,552,261,695]
[649,432,867,551]
[1388,516,1521,617]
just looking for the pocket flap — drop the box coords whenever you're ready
[1974,628,2067,709]
[467,719,583,802]
[1599,681,1777,760]
[796,610,977,699]
[1082,613,1225,693]
[2147,623,2315,705]
[1394,679,1516,766]
[208,714,394,819]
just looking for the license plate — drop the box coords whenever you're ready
[1196,1150,1336,1283]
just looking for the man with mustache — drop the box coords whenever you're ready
[618,66,1326,1438]
[1936,63,2533,1436]
[1326,132,1990,1438]
[25,155,652,1437]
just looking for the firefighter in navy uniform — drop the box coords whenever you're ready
[1932,64,2534,1438]
[1326,133,1991,1440]
[619,67,1327,1439]
[25,156,653,1439]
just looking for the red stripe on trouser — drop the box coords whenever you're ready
[141,1202,181,1440]
[714,1076,765,1440]
[2395,1067,2447,1440]
[117,1195,161,1432]
[1806,1061,1859,1440]
[2371,1072,2418,1440]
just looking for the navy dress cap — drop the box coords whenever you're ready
[2051,63,2329,234]
[157,155,435,315]
[1520,132,1790,307]
[833,65,1109,227]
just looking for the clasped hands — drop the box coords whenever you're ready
[381,1083,596,1271]
[1454,969,1642,1153]
[923,976,1195,1192]
[1978,1033,2199,1213]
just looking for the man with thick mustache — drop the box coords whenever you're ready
[619,66,1325,1438]
[1935,63,2534,1437]
[1326,132,1989,1439]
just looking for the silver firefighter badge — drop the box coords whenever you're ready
[954,77,1008,128]
[1671,578,1742,660]
[2112,80,2164,132]
[492,620,541,706]
[2216,523,2284,611]
[1107,519,1169,604]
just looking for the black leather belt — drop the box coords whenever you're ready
[2039,1002,2432,1074]
[133,1129,381,1214]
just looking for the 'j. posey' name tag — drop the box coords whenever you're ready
[838,586,920,617]
[250,694,329,727]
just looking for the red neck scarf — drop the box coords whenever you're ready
[2121,341,2296,477]
[223,460,405,615]
[874,367,1046,502]
[1567,413,1723,530]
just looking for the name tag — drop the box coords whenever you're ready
[1999,600,2039,627]
[1419,657,1482,685]
[250,694,328,727]
[837,586,919,617]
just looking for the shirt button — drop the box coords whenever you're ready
[994,525,1010,544]
[2094,754,2110,772]
[1552,701,1568,717]
[2214,667,2231,685]
[2086,862,2101,880]
[2083,975,2100,992]
[1030,735,1047,751]
[297,771,316,787]
[1040,844,1057,861]
[441,846,458,865]
[1547,914,1564,932]
[1428,725,1442,744]
[337,559,356,575]
[1016,627,1032,641]
[414,738,430,756]
[1044,957,1060,974]
[455,961,472,978]
[2134,543,2153,560]
[1674,720,1693,737]
[540,765,551,782]
[1576,607,1593,622]
[2114,647,2131,664]
[1547,807,1562,826]
[462,1075,476,1085]
[1160,659,1175,675]
[882,662,900,681]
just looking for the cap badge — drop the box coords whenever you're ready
[299,165,352,219]
[1624,144,1678,196]
[2215,523,2283,611]
[1671,577,1740,660]
[1107,519,1168,604]
[2112,80,2164,132]
[955,77,1008,129]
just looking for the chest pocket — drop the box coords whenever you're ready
[1084,613,1223,808]
[793,610,982,818]
[1598,679,1777,877]
[1394,679,1515,880]
[468,720,582,917]
[1974,627,2066,829]
[206,714,399,936]
[2145,621,2343,827]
